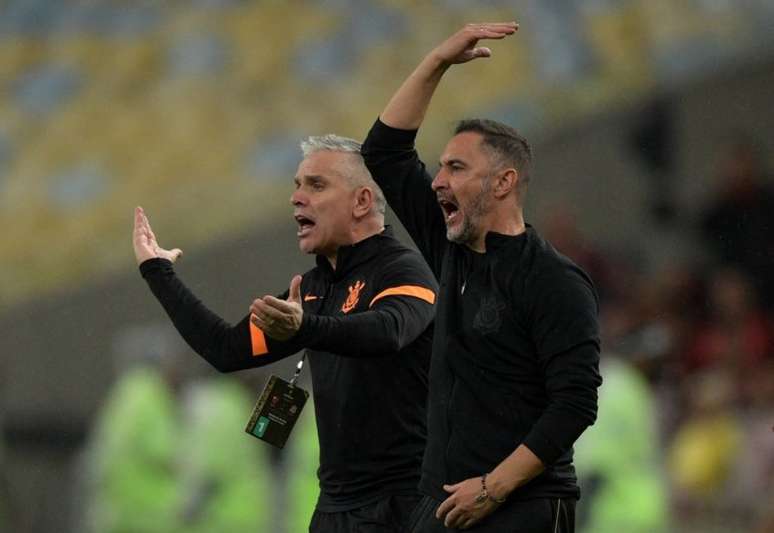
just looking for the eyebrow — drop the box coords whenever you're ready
[439,158,466,167]
[294,174,328,185]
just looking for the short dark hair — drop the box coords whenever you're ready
[455,118,532,191]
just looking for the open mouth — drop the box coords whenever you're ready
[438,199,460,224]
[294,214,316,237]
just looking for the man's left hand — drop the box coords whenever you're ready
[250,275,303,341]
[436,476,501,530]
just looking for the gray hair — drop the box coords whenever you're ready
[300,134,386,215]
[301,134,362,157]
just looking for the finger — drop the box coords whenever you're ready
[444,507,465,529]
[145,220,158,243]
[478,21,519,27]
[135,207,150,237]
[250,300,277,321]
[435,496,455,520]
[263,295,297,314]
[288,275,302,304]
[133,208,144,237]
[138,206,148,227]
[139,209,155,239]
[443,483,461,493]
[460,516,478,530]
[251,311,276,331]
[467,22,519,32]
[253,299,286,321]
[251,313,269,330]
[471,29,512,40]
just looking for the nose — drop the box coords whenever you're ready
[290,189,306,206]
[431,168,447,192]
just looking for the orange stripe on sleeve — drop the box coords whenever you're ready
[369,285,436,307]
[249,318,269,356]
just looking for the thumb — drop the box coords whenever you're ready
[472,46,491,58]
[288,274,302,303]
[443,483,461,493]
[169,248,183,263]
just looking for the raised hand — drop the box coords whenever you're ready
[250,275,303,341]
[431,22,518,67]
[380,21,519,130]
[133,206,183,265]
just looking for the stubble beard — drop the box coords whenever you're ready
[446,185,490,246]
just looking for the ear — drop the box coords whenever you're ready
[493,168,519,199]
[352,186,374,218]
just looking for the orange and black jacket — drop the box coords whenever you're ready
[139,226,438,512]
[362,119,602,504]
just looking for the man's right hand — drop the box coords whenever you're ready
[380,21,518,131]
[429,22,518,67]
[133,206,183,265]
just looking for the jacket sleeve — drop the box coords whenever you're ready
[140,258,304,373]
[361,118,448,276]
[522,267,603,465]
[294,252,438,357]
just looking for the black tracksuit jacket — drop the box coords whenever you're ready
[140,227,438,511]
[362,119,602,502]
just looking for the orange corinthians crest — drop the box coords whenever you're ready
[341,280,365,313]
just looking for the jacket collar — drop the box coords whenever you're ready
[475,223,532,255]
[316,226,394,280]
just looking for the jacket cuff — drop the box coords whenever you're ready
[139,257,173,278]
[522,427,566,466]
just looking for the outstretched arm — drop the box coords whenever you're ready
[134,207,301,372]
[380,22,518,130]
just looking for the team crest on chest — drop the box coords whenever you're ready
[473,295,506,335]
[341,280,365,313]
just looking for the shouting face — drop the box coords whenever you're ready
[291,151,358,260]
[432,132,495,249]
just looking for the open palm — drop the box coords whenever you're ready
[433,22,518,65]
[133,206,182,265]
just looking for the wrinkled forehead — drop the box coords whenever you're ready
[440,131,489,164]
[294,150,354,183]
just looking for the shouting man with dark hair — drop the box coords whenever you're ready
[362,23,602,532]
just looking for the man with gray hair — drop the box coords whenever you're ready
[133,135,438,532]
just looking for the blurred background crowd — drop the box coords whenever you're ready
[0,1,772,532]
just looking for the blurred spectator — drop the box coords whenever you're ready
[84,361,181,533]
[730,359,774,524]
[542,205,614,302]
[175,373,271,533]
[574,354,670,533]
[603,262,704,387]
[682,267,774,407]
[286,402,320,533]
[668,369,741,498]
[81,324,271,533]
[700,139,774,309]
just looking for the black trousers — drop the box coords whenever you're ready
[309,493,422,533]
[407,494,576,533]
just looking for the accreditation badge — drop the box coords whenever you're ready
[245,374,308,449]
